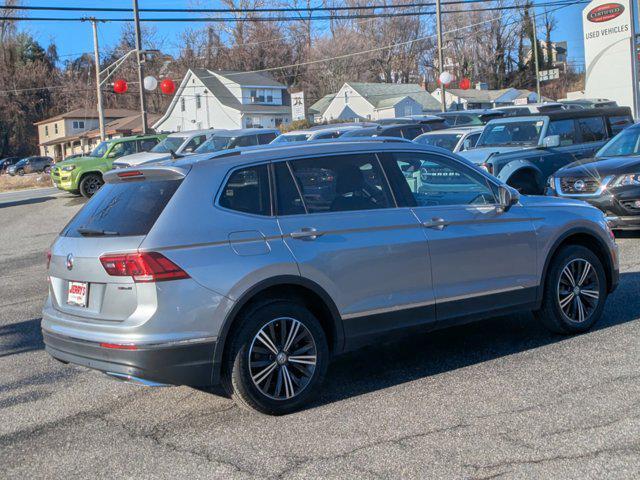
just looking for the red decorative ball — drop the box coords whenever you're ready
[113,79,128,94]
[160,78,176,95]
[459,78,471,90]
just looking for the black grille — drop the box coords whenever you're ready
[620,200,640,212]
[560,177,600,194]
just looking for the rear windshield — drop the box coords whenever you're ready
[63,180,182,238]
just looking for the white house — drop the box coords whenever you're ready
[153,68,291,132]
[309,82,442,123]
[431,84,541,110]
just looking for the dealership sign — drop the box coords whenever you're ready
[583,0,638,116]
[291,92,306,121]
[586,3,625,22]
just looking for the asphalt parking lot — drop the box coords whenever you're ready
[1,189,640,479]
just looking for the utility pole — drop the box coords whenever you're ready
[90,18,106,141]
[531,9,542,102]
[435,0,446,112]
[132,0,148,134]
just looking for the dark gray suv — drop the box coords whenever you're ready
[42,140,619,414]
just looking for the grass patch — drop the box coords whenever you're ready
[0,173,54,192]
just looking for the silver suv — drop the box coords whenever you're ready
[42,140,619,414]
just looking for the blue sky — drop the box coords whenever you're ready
[17,0,587,71]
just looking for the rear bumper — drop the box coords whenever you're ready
[43,330,216,387]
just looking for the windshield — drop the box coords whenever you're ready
[89,141,109,158]
[15,159,27,166]
[195,135,233,153]
[271,133,310,144]
[596,126,640,157]
[151,136,187,153]
[477,120,543,147]
[415,133,463,151]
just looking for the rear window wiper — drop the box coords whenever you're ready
[77,227,120,237]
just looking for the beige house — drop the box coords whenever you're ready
[36,108,140,160]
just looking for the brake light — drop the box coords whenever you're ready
[99,252,189,282]
[117,170,144,178]
[99,342,138,350]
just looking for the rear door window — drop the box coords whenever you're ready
[401,126,425,139]
[63,180,182,237]
[577,117,607,142]
[288,154,392,213]
[232,135,258,148]
[183,135,207,152]
[548,119,577,146]
[219,164,271,216]
[137,138,159,152]
[382,127,403,138]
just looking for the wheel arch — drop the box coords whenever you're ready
[211,275,344,383]
[538,227,616,304]
[498,161,544,192]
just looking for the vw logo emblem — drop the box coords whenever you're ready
[573,180,586,192]
[66,254,74,271]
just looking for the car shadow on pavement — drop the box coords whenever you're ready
[0,197,56,209]
[0,318,43,359]
[313,271,640,408]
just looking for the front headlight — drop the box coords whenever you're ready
[61,165,76,172]
[611,173,640,187]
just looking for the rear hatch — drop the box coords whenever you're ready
[49,168,186,322]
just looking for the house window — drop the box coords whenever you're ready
[45,126,49,136]
[250,90,257,102]
[275,117,284,127]
[267,91,273,103]
[54,123,58,134]
[72,121,85,129]
[180,98,185,112]
[344,91,349,104]
[196,94,201,109]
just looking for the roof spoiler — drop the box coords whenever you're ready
[103,165,189,184]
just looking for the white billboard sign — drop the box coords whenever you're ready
[291,92,306,121]
[539,68,560,81]
[583,0,638,116]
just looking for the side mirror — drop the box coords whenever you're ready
[497,185,520,212]
[542,135,560,148]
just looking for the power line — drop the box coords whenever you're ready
[0,0,588,23]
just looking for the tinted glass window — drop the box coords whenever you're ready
[597,126,640,157]
[274,162,305,215]
[577,117,606,142]
[454,115,474,126]
[183,135,207,152]
[548,119,577,146]
[463,133,481,150]
[219,164,270,216]
[257,132,278,144]
[232,135,258,148]
[138,138,159,152]
[63,180,182,237]
[415,133,463,151]
[401,126,424,140]
[289,154,391,213]
[385,152,496,207]
[608,115,633,135]
[382,127,403,138]
[108,141,136,158]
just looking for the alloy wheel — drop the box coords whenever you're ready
[557,258,600,323]
[248,317,317,400]
[85,177,102,196]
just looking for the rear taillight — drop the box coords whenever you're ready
[99,252,189,282]
[117,170,144,178]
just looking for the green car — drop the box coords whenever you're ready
[51,134,166,197]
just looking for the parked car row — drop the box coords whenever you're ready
[0,156,53,176]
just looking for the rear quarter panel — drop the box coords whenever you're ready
[140,161,300,333]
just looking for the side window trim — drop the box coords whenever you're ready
[270,160,309,216]
[374,152,399,208]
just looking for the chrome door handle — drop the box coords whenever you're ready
[290,227,322,240]
[422,218,448,230]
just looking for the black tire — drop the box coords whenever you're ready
[17,168,24,176]
[43,166,51,174]
[222,300,329,415]
[535,245,607,334]
[79,173,104,198]
[507,172,539,195]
